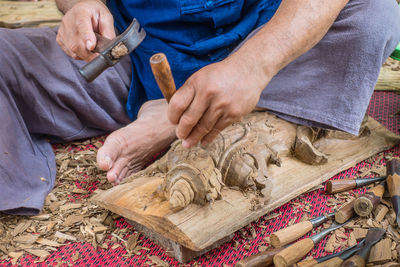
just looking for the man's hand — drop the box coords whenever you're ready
[168,0,349,148]
[56,0,115,61]
[168,55,269,148]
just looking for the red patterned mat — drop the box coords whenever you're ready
[1,91,399,267]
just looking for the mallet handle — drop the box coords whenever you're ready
[150,53,176,103]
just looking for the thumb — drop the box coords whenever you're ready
[168,82,195,124]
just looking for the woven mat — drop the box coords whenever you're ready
[1,91,399,266]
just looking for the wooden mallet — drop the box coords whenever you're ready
[353,182,385,217]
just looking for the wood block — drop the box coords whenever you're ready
[127,219,233,263]
[353,228,368,241]
[374,204,389,222]
[92,116,400,262]
[368,238,392,264]
[376,58,400,91]
[0,1,62,28]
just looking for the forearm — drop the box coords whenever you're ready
[55,0,106,14]
[230,0,349,86]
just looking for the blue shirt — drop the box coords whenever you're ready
[107,0,281,119]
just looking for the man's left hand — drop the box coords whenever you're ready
[168,56,267,148]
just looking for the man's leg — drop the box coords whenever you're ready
[257,0,400,135]
[0,27,132,215]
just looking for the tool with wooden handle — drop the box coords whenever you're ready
[291,240,363,267]
[386,158,400,227]
[353,182,385,217]
[270,212,334,248]
[150,53,176,102]
[340,228,385,267]
[325,176,386,194]
[235,247,284,267]
[80,19,146,82]
[273,220,350,267]
[335,199,356,224]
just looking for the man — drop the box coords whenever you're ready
[0,0,399,215]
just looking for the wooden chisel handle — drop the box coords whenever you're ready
[326,176,386,195]
[326,179,357,194]
[235,247,284,267]
[150,53,176,102]
[387,159,400,226]
[270,221,313,248]
[273,238,315,267]
[335,200,355,224]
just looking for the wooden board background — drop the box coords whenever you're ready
[0,0,62,28]
[93,117,400,252]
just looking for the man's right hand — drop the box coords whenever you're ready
[56,0,115,62]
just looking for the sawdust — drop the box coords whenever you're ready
[0,137,150,265]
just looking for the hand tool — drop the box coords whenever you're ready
[325,176,386,194]
[270,212,335,248]
[353,182,385,217]
[273,219,351,267]
[386,158,400,227]
[235,247,284,267]
[79,19,146,82]
[340,228,385,267]
[335,199,355,224]
[150,53,176,102]
[292,240,364,267]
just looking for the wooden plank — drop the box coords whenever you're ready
[92,115,400,257]
[0,1,62,29]
[375,58,400,91]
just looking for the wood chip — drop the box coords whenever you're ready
[36,238,63,247]
[325,234,336,253]
[353,228,368,241]
[14,234,39,244]
[368,238,392,264]
[348,232,357,246]
[54,231,76,241]
[71,252,80,262]
[31,214,51,221]
[59,203,82,212]
[93,225,108,233]
[374,204,389,222]
[63,215,83,226]
[126,234,139,252]
[148,255,169,267]
[11,221,32,236]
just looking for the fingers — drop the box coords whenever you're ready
[181,107,221,148]
[175,91,209,141]
[168,82,195,125]
[56,1,114,62]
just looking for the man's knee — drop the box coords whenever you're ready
[351,0,400,56]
